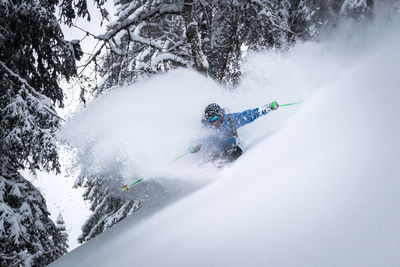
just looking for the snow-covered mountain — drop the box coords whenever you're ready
[51,17,400,267]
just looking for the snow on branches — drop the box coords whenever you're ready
[0,62,61,173]
[77,175,141,243]
[94,0,377,90]
[0,0,110,265]
[92,0,324,90]
[0,162,66,266]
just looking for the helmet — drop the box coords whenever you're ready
[204,103,222,120]
[204,103,224,127]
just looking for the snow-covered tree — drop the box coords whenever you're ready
[340,0,373,19]
[0,161,66,266]
[305,0,375,31]
[94,0,316,91]
[55,213,69,255]
[77,175,141,243]
[96,0,187,91]
[0,0,107,265]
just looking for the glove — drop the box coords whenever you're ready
[189,144,201,153]
[270,101,279,110]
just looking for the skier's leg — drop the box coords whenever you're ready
[223,146,242,162]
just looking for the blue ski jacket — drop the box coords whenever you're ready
[194,104,272,156]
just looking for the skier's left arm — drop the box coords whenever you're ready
[189,143,202,153]
[231,101,279,128]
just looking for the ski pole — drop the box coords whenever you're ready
[123,150,190,191]
[123,150,189,191]
[280,101,301,107]
[123,151,189,191]
[122,178,143,191]
[172,151,190,162]
[172,144,201,162]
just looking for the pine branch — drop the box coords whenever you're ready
[0,61,66,122]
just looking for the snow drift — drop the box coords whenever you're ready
[53,14,400,267]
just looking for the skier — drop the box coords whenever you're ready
[189,101,279,163]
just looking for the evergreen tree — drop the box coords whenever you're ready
[77,175,141,243]
[0,0,106,265]
[0,161,66,266]
[55,213,69,255]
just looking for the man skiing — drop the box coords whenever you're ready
[189,101,279,162]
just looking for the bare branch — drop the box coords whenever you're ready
[81,2,185,74]
[72,25,98,38]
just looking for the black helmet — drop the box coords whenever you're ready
[204,103,222,120]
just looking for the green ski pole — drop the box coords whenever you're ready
[172,151,190,162]
[123,150,190,191]
[122,178,143,191]
[280,101,301,107]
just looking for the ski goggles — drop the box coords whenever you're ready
[208,115,219,123]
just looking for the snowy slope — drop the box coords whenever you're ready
[52,18,400,267]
